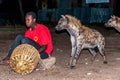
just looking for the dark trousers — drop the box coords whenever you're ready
[7,35,49,59]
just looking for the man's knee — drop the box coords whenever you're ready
[16,35,24,39]
[14,35,24,42]
[21,38,29,44]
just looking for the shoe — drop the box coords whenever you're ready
[0,57,10,65]
[0,60,10,65]
[39,57,56,70]
[2,56,10,61]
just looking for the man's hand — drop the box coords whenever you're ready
[38,45,47,54]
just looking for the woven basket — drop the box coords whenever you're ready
[10,44,40,75]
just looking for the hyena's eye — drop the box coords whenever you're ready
[58,22,62,25]
[108,20,112,23]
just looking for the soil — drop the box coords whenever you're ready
[0,23,120,80]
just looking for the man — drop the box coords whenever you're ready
[0,11,56,70]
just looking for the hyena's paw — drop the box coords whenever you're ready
[70,66,75,69]
[103,61,108,64]
[65,62,75,69]
[70,59,77,69]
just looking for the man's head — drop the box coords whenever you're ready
[25,12,37,28]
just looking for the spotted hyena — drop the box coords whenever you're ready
[55,15,107,68]
[105,15,120,32]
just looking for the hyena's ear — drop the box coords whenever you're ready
[61,15,66,19]
[111,15,117,20]
[111,15,120,22]
[61,15,68,22]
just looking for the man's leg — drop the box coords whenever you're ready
[40,52,49,59]
[6,35,25,59]
[0,35,25,64]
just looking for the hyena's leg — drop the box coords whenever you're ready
[72,40,84,68]
[69,36,77,68]
[98,45,107,64]
[73,47,82,67]
[89,49,97,61]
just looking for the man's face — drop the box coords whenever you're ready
[25,15,35,27]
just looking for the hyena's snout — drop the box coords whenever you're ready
[55,26,61,31]
[55,26,64,31]
[104,23,109,27]
[55,26,58,30]
[104,21,112,28]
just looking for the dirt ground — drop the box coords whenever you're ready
[0,23,120,80]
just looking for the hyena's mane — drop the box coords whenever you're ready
[65,15,92,33]
[65,15,82,29]
[116,17,120,25]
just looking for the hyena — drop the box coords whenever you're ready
[55,15,107,68]
[105,15,120,32]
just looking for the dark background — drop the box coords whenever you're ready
[0,0,37,24]
[0,0,120,24]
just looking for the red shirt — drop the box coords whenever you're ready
[25,24,53,55]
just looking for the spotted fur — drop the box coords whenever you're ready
[105,15,120,32]
[55,15,107,68]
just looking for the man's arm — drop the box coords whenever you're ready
[38,45,47,54]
